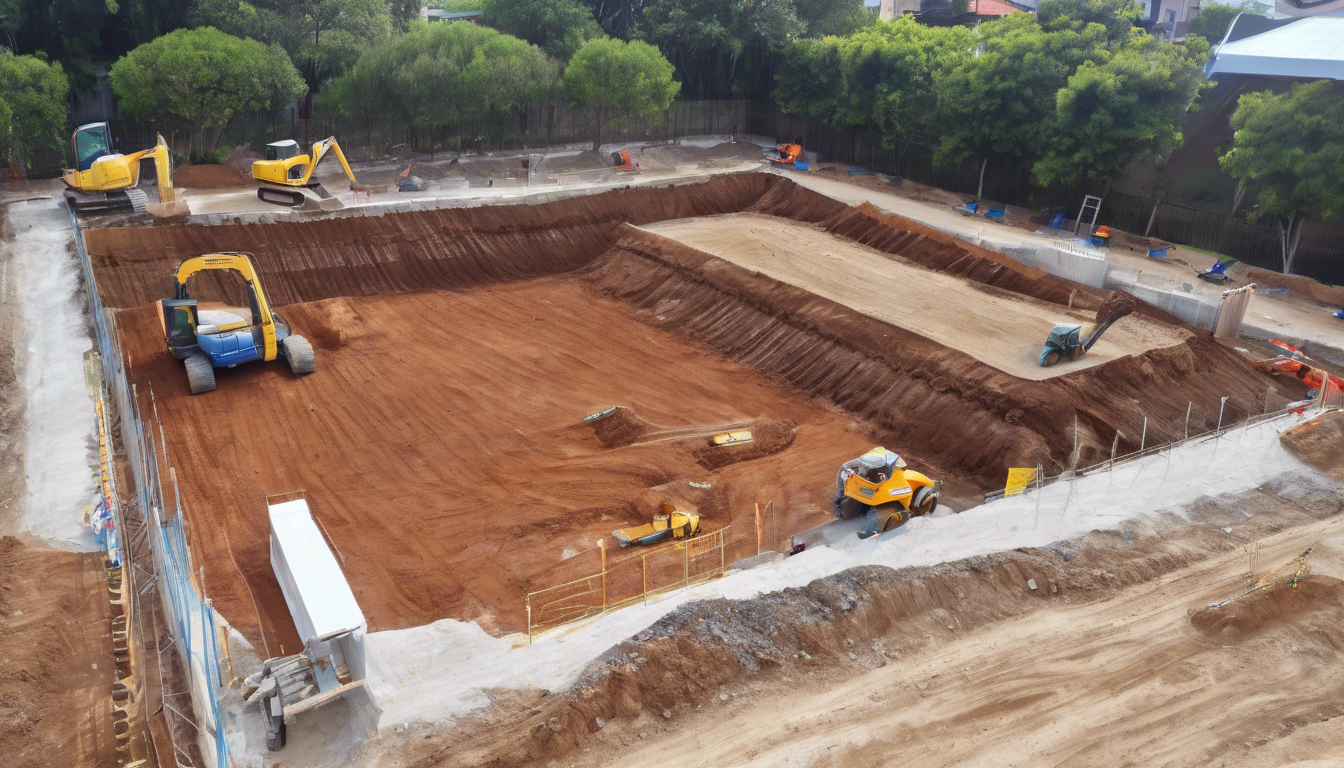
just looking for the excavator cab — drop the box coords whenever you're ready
[159,253,315,394]
[73,123,115,171]
[258,140,307,182]
[253,136,358,208]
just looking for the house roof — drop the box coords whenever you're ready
[967,0,1021,15]
[426,9,483,19]
[1205,11,1344,79]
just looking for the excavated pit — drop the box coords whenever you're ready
[88,173,1288,653]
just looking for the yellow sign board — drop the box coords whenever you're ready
[1005,468,1038,497]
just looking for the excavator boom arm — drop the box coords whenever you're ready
[299,137,358,186]
[173,253,277,361]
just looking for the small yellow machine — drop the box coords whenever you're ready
[158,253,315,394]
[833,447,940,540]
[252,136,358,208]
[612,503,701,547]
[62,123,186,215]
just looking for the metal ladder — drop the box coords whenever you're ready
[1074,195,1102,234]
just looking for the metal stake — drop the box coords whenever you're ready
[1140,417,1148,452]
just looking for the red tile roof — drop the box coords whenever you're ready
[968,0,1022,15]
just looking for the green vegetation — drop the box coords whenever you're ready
[1037,0,1142,41]
[324,22,557,147]
[562,37,680,150]
[0,52,70,167]
[1220,81,1344,274]
[109,27,305,160]
[191,0,395,89]
[481,0,601,59]
[1187,2,1264,43]
[1034,35,1210,184]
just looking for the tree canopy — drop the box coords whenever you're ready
[793,0,873,38]
[0,51,69,167]
[562,36,679,150]
[1220,80,1344,274]
[324,21,557,142]
[192,0,395,90]
[934,14,1109,179]
[109,27,305,159]
[1187,3,1242,43]
[1037,0,1142,42]
[775,17,972,147]
[639,0,802,98]
[1034,34,1209,184]
[480,0,602,60]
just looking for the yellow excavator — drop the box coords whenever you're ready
[62,122,187,216]
[252,136,358,209]
[158,253,315,394]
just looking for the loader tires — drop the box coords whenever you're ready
[264,695,286,751]
[184,353,216,395]
[282,335,316,375]
[858,504,908,540]
[1071,345,1085,361]
[1042,351,1061,367]
[911,486,938,516]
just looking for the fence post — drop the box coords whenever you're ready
[642,555,648,606]
[1140,417,1148,452]
[684,537,690,588]
[600,538,607,610]
[754,503,762,557]
[1184,401,1192,439]
[526,594,532,645]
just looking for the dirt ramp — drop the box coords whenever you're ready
[587,407,655,448]
[1280,411,1344,481]
[691,419,797,470]
[1191,575,1344,638]
[581,226,1282,489]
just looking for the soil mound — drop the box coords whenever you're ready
[691,419,796,470]
[1095,290,1140,325]
[1280,411,1344,481]
[174,163,252,189]
[588,407,655,448]
[1191,575,1344,638]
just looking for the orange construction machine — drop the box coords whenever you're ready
[1252,340,1344,394]
[770,143,804,167]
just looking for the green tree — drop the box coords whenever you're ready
[0,52,69,167]
[935,14,1107,197]
[562,37,679,150]
[1034,34,1209,185]
[775,18,973,159]
[1187,3,1240,42]
[1037,0,1142,42]
[481,0,601,59]
[193,0,394,89]
[1220,81,1344,274]
[793,0,873,37]
[110,27,306,159]
[639,0,802,98]
[324,21,557,147]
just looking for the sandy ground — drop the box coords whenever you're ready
[643,213,1190,380]
[117,280,878,654]
[787,172,1344,355]
[0,536,123,768]
[572,510,1344,768]
[2,201,100,548]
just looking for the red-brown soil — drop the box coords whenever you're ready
[117,283,876,652]
[1280,410,1344,481]
[94,173,1288,652]
[173,163,253,189]
[0,536,121,768]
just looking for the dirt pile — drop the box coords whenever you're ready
[1190,575,1344,638]
[174,163,253,189]
[587,407,655,448]
[1095,290,1140,325]
[1279,410,1344,481]
[0,536,121,768]
[631,142,765,172]
[691,419,796,470]
[379,471,1344,768]
[586,407,796,469]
